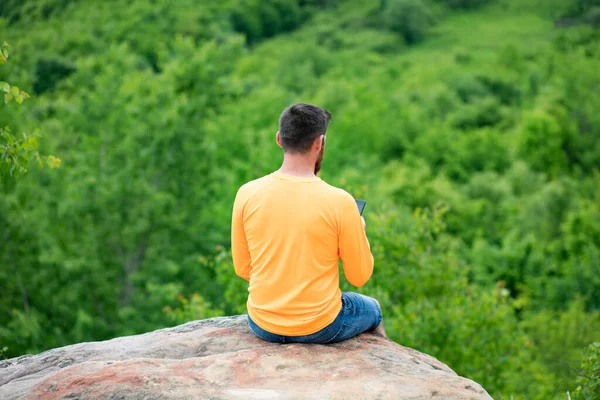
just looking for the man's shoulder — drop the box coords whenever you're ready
[241,174,273,189]
[318,180,354,203]
[236,174,275,199]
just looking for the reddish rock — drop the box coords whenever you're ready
[0,315,492,399]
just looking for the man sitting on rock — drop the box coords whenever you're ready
[231,102,387,344]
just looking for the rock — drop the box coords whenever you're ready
[0,315,492,399]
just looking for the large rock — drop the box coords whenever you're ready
[0,315,492,399]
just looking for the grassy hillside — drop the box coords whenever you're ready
[1,0,600,398]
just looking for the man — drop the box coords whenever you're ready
[231,102,386,344]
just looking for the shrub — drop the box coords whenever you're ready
[449,97,506,130]
[476,75,522,105]
[448,129,512,176]
[230,0,337,44]
[381,0,434,44]
[517,105,573,174]
[440,0,494,9]
[555,0,600,20]
[573,342,600,400]
[453,75,489,103]
[521,298,600,394]
[231,0,303,44]
[0,0,71,23]
[451,74,521,105]
[162,293,223,325]
[583,6,600,26]
[518,49,600,176]
[33,57,77,94]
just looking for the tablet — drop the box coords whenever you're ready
[355,199,366,215]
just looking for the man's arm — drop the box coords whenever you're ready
[338,193,374,288]
[231,188,252,281]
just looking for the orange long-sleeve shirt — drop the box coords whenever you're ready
[231,171,374,336]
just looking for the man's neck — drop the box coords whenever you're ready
[278,155,316,178]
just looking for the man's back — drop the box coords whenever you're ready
[232,171,373,336]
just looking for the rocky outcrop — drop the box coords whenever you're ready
[0,315,492,399]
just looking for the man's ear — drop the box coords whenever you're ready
[313,134,325,152]
[276,131,283,149]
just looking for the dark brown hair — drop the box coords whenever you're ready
[278,103,332,153]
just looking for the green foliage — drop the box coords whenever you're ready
[584,6,600,26]
[0,0,72,23]
[518,43,600,174]
[380,0,434,44]
[558,0,600,20]
[163,294,223,325]
[1,1,600,400]
[213,249,251,315]
[522,298,600,394]
[0,42,59,189]
[438,0,495,9]
[230,0,339,44]
[450,97,506,129]
[33,57,76,94]
[0,128,47,185]
[574,342,600,400]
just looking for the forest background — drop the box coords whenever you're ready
[1,0,600,398]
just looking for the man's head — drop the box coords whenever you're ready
[276,103,332,174]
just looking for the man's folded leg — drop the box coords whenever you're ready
[247,292,385,344]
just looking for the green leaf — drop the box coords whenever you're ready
[15,94,23,104]
[4,93,12,104]
[46,155,61,168]
[0,82,9,93]
[22,136,38,150]
[10,86,19,96]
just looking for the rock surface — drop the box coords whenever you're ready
[0,315,492,399]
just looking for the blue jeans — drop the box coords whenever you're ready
[247,292,382,344]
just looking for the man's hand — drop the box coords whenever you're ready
[361,216,366,231]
